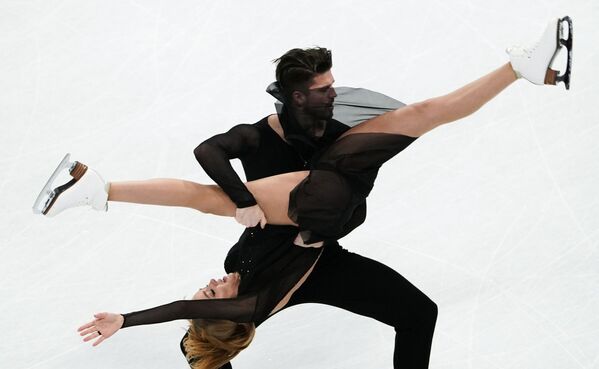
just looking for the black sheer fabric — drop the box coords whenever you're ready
[193,124,262,208]
[194,115,349,208]
[122,295,257,327]
[289,132,418,243]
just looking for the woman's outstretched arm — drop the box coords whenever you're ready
[343,63,517,138]
[108,171,309,226]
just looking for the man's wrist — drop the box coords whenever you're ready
[236,198,258,208]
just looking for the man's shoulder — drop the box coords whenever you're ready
[226,116,271,138]
[242,115,273,134]
[248,114,286,139]
[251,115,271,128]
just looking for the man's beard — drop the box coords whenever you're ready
[305,104,334,120]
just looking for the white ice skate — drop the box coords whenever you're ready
[507,16,573,89]
[32,153,108,217]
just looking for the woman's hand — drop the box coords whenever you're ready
[77,312,124,346]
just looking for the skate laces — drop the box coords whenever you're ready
[508,19,561,59]
[507,35,542,58]
[507,26,548,58]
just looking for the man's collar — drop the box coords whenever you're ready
[266,81,285,103]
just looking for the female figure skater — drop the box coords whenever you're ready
[40,17,572,369]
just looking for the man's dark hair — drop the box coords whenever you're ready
[273,47,332,98]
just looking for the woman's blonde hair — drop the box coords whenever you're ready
[182,319,255,369]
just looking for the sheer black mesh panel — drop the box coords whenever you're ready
[194,124,262,208]
[122,294,258,328]
[289,133,417,243]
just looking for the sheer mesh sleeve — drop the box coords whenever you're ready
[121,294,258,328]
[193,124,261,208]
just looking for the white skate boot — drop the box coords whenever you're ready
[507,16,573,89]
[32,153,108,217]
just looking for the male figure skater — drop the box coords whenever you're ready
[193,47,438,369]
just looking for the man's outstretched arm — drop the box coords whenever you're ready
[194,124,266,227]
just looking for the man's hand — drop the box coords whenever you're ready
[235,204,267,228]
[77,312,124,346]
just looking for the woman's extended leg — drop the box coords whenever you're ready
[70,64,516,230]
[35,155,309,223]
[107,171,309,225]
[342,63,517,138]
[108,179,236,216]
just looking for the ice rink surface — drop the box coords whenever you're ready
[2,1,598,368]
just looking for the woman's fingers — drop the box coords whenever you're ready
[82,331,101,342]
[92,336,106,347]
[77,320,95,332]
[260,214,267,228]
[78,313,114,346]
[79,326,99,336]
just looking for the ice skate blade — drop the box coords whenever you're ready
[32,153,73,214]
[542,16,572,89]
[557,16,573,90]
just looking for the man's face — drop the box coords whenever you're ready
[302,70,337,120]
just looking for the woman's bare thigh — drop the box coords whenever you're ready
[246,171,309,226]
[339,103,424,139]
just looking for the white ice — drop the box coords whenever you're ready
[1,1,598,369]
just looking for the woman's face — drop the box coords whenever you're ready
[192,272,241,300]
